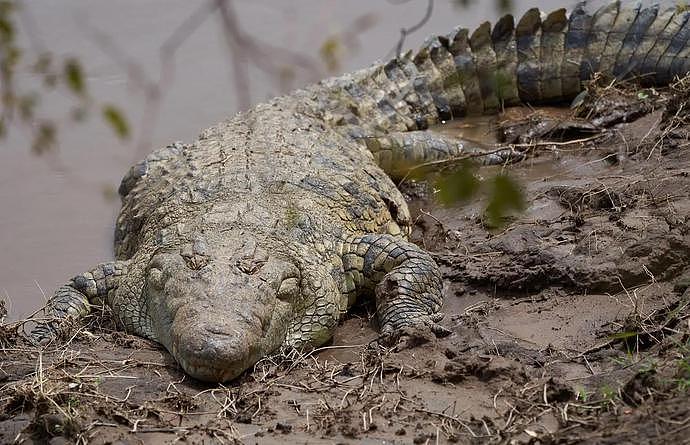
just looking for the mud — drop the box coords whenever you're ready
[2,81,690,444]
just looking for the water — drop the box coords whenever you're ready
[0,0,612,318]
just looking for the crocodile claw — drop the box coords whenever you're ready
[379,311,452,350]
[28,324,55,346]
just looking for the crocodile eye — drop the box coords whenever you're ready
[276,277,300,302]
[148,267,165,290]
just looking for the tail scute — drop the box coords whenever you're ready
[392,57,438,128]
[369,66,418,131]
[635,8,678,83]
[447,27,484,115]
[540,8,568,102]
[413,41,453,120]
[516,8,543,103]
[580,1,620,82]
[491,14,519,107]
[428,36,468,118]
[470,21,500,113]
[650,10,688,83]
[561,2,593,97]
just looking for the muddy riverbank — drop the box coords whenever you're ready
[2,78,689,444]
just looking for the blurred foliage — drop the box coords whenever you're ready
[453,0,513,15]
[483,173,525,228]
[102,104,129,140]
[435,162,525,229]
[318,13,377,75]
[435,160,480,204]
[319,37,342,73]
[0,0,129,154]
[30,120,54,155]
[63,58,85,96]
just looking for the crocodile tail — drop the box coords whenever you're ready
[322,1,690,134]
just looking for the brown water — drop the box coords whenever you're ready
[1,0,600,319]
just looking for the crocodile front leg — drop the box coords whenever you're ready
[30,260,129,343]
[341,234,451,341]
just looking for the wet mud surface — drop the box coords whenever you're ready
[2,82,690,444]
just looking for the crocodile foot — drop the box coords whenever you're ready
[379,312,452,350]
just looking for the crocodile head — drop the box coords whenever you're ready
[144,249,300,382]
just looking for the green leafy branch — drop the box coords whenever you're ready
[0,0,129,154]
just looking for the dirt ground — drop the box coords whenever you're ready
[2,79,690,444]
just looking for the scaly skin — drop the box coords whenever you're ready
[32,2,690,382]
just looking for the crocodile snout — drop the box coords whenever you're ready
[172,321,261,382]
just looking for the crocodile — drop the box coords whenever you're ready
[31,1,690,382]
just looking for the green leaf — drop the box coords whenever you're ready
[452,0,475,8]
[1,89,14,108]
[101,183,118,202]
[0,15,13,43]
[484,174,525,228]
[102,104,129,139]
[63,58,85,96]
[31,121,57,155]
[319,37,341,73]
[0,0,14,14]
[434,160,481,206]
[1,45,21,75]
[0,1,14,44]
[17,93,38,121]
